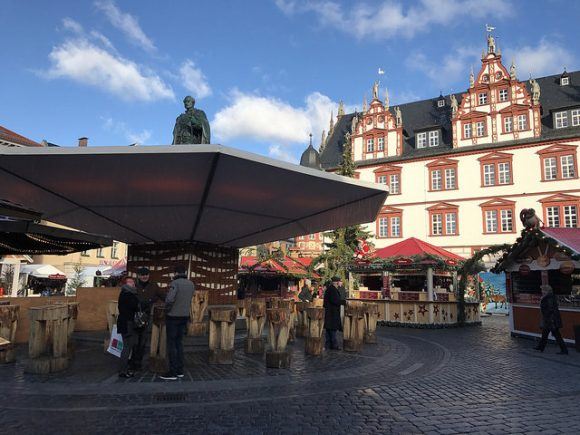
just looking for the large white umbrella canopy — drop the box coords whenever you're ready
[0,145,388,247]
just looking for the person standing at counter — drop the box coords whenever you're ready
[534,284,568,355]
[324,276,346,350]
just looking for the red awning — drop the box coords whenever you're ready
[374,237,465,261]
[541,228,580,254]
[239,255,319,278]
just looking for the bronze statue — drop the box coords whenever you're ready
[172,96,211,144]
[520,208,541,229]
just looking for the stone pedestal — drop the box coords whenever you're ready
[0,305,19,363]
[104,300,119,352]
[343,301,365,353]
[304,307,324,356]
[26,305,69,373]
[266,308,291,368]
[208,306,236,364]
[149,305,168,374]
[363,302,379,344]
[244,298,266,354]
[188,290,208,336]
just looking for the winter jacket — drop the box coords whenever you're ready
[324,284,345,330]
[540,292,562,330]
[298,285,311,302]
[117,284,140,335]
[135,279,165,313]
[165,275,195,318]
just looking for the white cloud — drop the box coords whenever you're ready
[212,90,343,146]
[276,0,512,40]
[505,38,576,78]
[45,38,174,101]
[62,17,84,34]
[94,0,156,52]
[406,46,480,88]
[102,117,152,145]
[179,60,212,98]
[268,144,297,163]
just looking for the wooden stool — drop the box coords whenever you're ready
[266,308,291,368]
[208,306,236,364]
[343,301,365,352]
[149,304,168,373]
[295,302,309,338]
[0,305,19,363]
[104,300,119,352]
[188,290,208,336]
[236,299,247,318]
[244,298,266,354]
[26,305,69,373]
[363,302,379,344]
[304,307,324,356]
[279,299,296,343]
[266,297,283,309]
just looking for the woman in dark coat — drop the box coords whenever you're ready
[534,284,568,354]
[324,276,345,350]
[117,277,141,377]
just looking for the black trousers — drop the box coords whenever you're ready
[325,329,339,349]
[129,329,147,369]
[537,327,568,353]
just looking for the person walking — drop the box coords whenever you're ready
[534,284,568,354]
[324,276,346,350]
[131,267,164,371]
[160,265,195,380]
[117,277,140,378]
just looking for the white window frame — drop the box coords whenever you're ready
[463,123,472,139]
[445,213,457,235]
[111,242,119,259]
[478,93,488,105]
[517,114,527,131]
[437,99,445,108]
[485,210,498,233]
[483,164,495,186]
[501,209,513,232]
[546,206,560,227]
[504,116,513,133]
[378,217,388,238]
[498,162,511,184]
[389,174,400,194]
[571,109,580,127]
[431,169,442,190]
[561,77,570,86]
[476,121,485,137]
[417,132,427,148]
[543,157,557,180]
[377,137,385,151]
[428,131,439,147]
[431,214,442,236]
[563,205,577,228]
[377,175,387,185]
[366,138,374,153]
[561,155,575,179]
[390,216,401,237]
[444,168,456,190]
[499,88,508,102]
[555,111,569,129]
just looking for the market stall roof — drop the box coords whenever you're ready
[240,255,319,278]
[0,218,113,255]
[0,145,388,248]
[20,264,67,279]
[540,228,580,254]
[374,237,465,261]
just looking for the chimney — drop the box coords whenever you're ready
[78,137,88,147]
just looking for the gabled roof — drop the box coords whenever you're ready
[239,255,319,278]
[374,237,465,261]
[0,126,42,147]
[541,228,580,254]
[320,70,580,169]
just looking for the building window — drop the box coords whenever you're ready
[498,162,511,184]
[517,114,528,131]
[437,99,445,108]
[417,132,427,148]
[546,206,560,227]
[498,88,509,102]
[444,168,456,189]
[376,208,403,238]
[561,155,576,179]
[81,251,90,257]
[366,138,374,153]
[504,116,513,133]
[564,205,578,227]
[478,93,488,105]
[309,233,316,240]
[476,121,485,137]
[571,109,580,126]
[561,77,570,86]
[540,194,580,228]
[479,152,514,187]
[377,175,387,184]
[538,145,578,181]
[543,157,557,180]
[428,130,439,147]
[111,242,119,259]
[555,111,569,129]
[428,204,459,236]
[463,123,472,139]
[431,170,442,190]
[377,137,385,151]
[389,174,400,194]
[481,200,516,234]
[483,164,495,186]
[96,248,104,258]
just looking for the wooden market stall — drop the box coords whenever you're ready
[495,227,580,343]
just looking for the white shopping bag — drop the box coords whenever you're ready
[107,325,123,358]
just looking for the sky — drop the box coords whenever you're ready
[1,0,579,163]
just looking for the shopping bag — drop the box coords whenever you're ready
[107,325,123,358]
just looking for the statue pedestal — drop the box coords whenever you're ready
[149,305,168,374]
[244,299,266,355]
[266,308,291,368]
[363,302,379,344]
[208,307,236,365]
[188,290,208,337]
[304,307,324,356]
[343,302,365,353]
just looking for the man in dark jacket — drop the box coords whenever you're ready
[534,284,568,354]
[117,278,140,377]
[131,267,164,370]
[324,276,346,350]
[160,265,195,380]
[298,281,311,302]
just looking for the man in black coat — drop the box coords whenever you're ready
[117,277,140,377]
[324,276,346,350]
[534,284,568,354]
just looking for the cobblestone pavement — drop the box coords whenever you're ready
[1,316,580,434]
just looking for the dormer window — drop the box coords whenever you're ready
[428,131,439,147]
[437,99,445,108]
[478,92,488,105]
[417,132,427,148]
[561,76,570,86]
[555,111,569,129]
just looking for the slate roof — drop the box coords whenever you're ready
[0,126,42,147]
[320,70,580,169]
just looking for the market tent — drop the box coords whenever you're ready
[374,237,465,262]
[0,145,388,247]
[540,228,580,254]
[20,264,67,279]
[240,255,319,278]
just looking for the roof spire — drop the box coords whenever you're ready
[337,100,345,117]
[329,111,334,133]
[469,66,475,88]
[320,129,327,152]
[384,88,389,110]
[309,133,313,147]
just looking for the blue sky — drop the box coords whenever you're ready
[1,0,579,162]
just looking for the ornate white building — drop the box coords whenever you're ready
[314,34,579,257]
